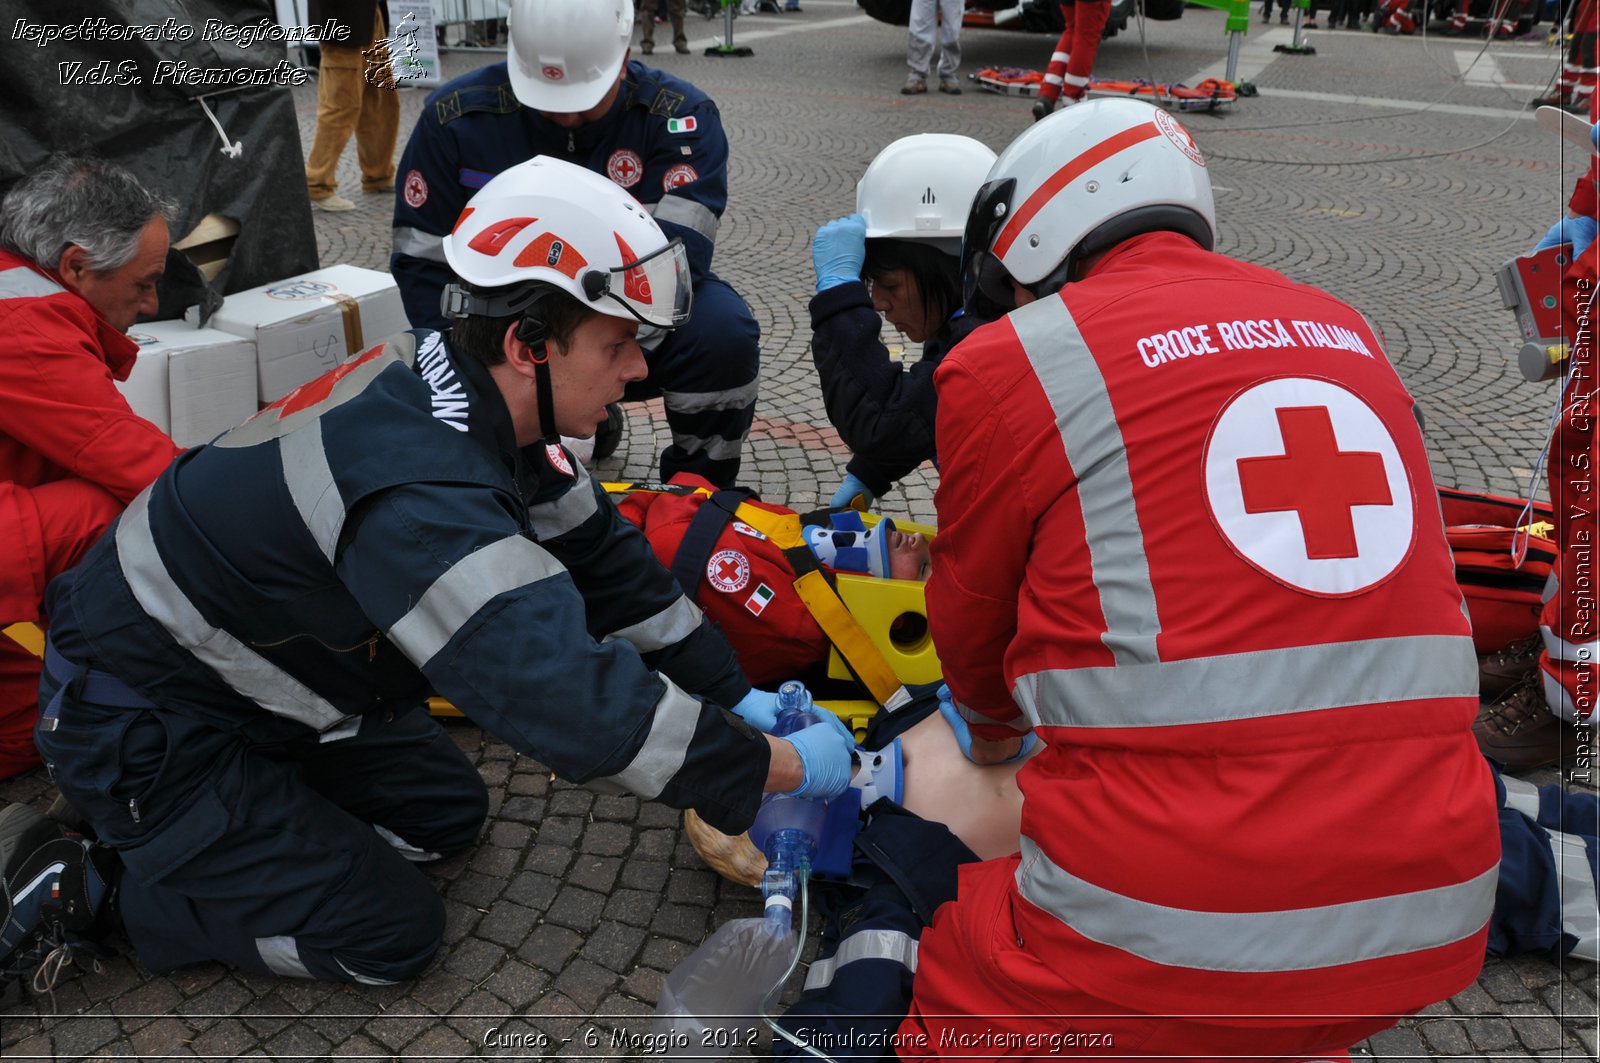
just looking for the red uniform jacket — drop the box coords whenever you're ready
[616,486,831,686]
[927,231,1500,1017]
[0,248,179,622]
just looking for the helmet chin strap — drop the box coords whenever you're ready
[527,341,560,446]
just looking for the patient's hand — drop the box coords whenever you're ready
[967,732,1027,765]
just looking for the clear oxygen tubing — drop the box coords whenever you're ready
[757,873,843,1063]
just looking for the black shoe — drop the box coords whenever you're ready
[0,805,119,1001]
[1031,97,1056,121]
[593,403,626,462]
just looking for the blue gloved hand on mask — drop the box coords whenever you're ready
[781,707,856,799]
[731,687,782,733]
[830,472,876,512]
[813,214,868,293]
[937,684,1039,765]
[1532,215,1599,259]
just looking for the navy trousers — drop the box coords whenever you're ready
[36,662,486,984]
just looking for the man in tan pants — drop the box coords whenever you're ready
[305,1,400,212]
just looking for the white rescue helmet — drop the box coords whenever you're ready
[855,134,998,256]
[961,98,1215,318]
[507,0,634,113]
[442,156,691,329]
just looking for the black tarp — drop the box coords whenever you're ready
[0,0,321,321]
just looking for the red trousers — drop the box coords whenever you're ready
[1,476,124,779]
[897,857,1393,1062]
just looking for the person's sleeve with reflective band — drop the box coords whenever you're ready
[0,298,181,504]
[643,98,728,281]
[927,355,1030,739]
[809,284,939,495]
[543,475,752,710]
[339,480,769,832]
[391,108,468,331]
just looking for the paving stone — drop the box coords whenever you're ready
[483,960,553,1010]
[581,820,634,857]
[619,859,671,893]
[263,1021,333,1059]
[524,843,575,876]
[519,922,584,973]
[1465,1015,1518,1052]
[442,936,505,983]
[401,1023,475,1060]
[477,900,542,949]
[52,1016,126,1058]
[504,869,562,912]
[546,886,607,931]
[581,921,648,974]
[568,855,623,893]
[190,1017,259,1058]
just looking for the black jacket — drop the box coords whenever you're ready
[809,281,981,498]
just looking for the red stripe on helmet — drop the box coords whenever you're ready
[992,123,1161,259]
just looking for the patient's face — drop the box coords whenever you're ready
[887,528,932,581]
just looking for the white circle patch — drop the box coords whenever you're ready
[1203,377,1413,597]
[607,150,644,189]
[1154,109,1205,168]
[545,443,573,477]
[706,549,751,593]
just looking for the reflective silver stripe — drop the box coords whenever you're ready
[1552,829,1599,961]
[393,225,448,262]
[528,464,600,540]
[650,195,720,244]
[802,929,919,992]
[1539,626,1598,665]
[604,596,704,653]
[593,678,700,800]
[1013,635,1478,729]
[1011,297,1160,665]
[661,380,760,415]
[669,433,744,463]
[1501,774,1542,820]
[280,420,344,564]
[387,535,565,667]
[374,823,441,863]
[1017,835,1497,973]
[336,957,399,986]
[257,935,312,979]
[318,716,363,744]
[0,266,66,299]
[117,490,353,732]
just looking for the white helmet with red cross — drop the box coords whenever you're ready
[442,155,691,328]
[961,98,1215,318]
[507,0,634,113]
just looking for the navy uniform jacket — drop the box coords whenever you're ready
[808,282,981,499]
[46,331,769,833]
[393,60,728,331]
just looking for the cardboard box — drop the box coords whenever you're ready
[192,265,411,402]
[119,322,259,446]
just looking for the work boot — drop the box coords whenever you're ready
[310,194,356,213]
[1031,96,1057,121]
[1478,633,1542,703]
[0,804,119,1002]
[901,74,927,95]
[1474,677,1564,772]
[1446,12,1467,31]
[675,39,690,52]
[1280,11,1289,21]
[641,39,654,54]
[593,402,626,462]
[938,76,962,95]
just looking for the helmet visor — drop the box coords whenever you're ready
[583,238,692,328]
[960,177,1018,319]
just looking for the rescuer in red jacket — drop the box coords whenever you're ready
[0,156,181,778]
[901,99,1501,1059]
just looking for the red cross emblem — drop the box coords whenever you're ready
[607,149,644,189]
[706,548,751,593]
[1237,407,1392,560]
[1204,378,1414,596]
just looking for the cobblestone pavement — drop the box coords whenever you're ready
[4,5,1600,1059]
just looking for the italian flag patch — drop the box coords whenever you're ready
[667,116,698,134]
[744,583,775,616]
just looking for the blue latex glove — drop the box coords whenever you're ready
[730,688,782,732]
[1532,215,1599,258]
[782,707,856,799]
[937,684,1039,765]
[813,214,868,292]
[829,472,876,512]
